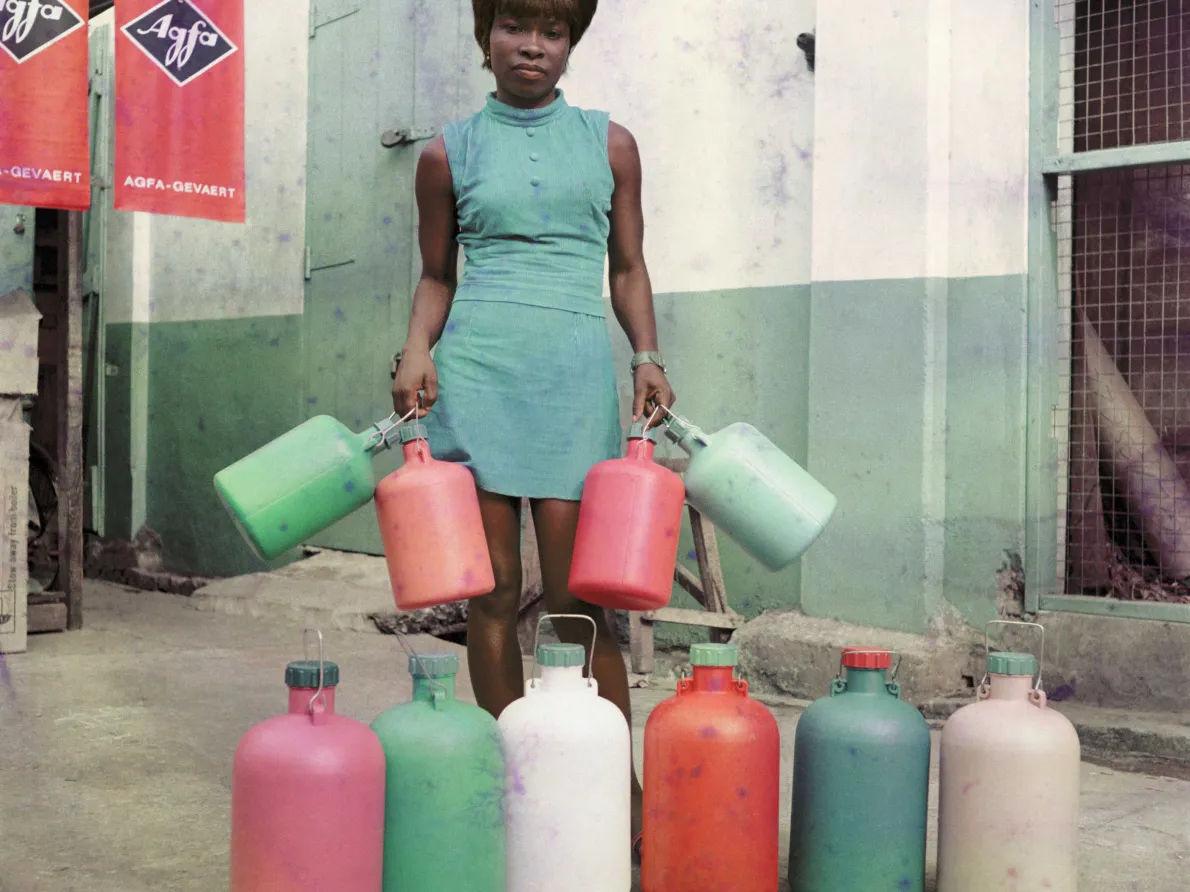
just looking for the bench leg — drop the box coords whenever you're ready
[629,612,654,674]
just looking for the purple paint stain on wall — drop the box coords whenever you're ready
[307,397,318,405]
[699,726,717,739]
[334,308,345,322]
[383,216,393,225]
[510,765,527,795]
[278,233,292,243]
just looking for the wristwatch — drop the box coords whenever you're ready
[630,350,666,374]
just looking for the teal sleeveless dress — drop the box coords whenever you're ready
[424,90,622,501]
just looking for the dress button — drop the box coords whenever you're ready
[530,152,540,162]
[526,127,536,137]
[530,177,541,187]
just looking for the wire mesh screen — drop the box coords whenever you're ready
[1057,0,1190,151]
[1059,165,1190,601]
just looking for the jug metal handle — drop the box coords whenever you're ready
[980,619,1045,692]
[302,628,328,716]
[529,612,598,689]
[656,405,708,444]
[368,401,423,452]
[832,648,902,696]
[391,628,449,703]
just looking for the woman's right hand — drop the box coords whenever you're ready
[392,347,438,418]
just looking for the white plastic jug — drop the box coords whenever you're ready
[937,622,1081,892]
[499,615,631,892]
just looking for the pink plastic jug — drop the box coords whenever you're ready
[230,634,386,892]
[569,421,685,611]
[374,422,495,611]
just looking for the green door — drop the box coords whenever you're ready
[303,0,486,553]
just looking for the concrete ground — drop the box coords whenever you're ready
[0,582,1186,892]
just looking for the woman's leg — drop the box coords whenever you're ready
[466,489,526,720]
[530,497,644,839]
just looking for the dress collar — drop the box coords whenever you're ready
[483,89,568,128]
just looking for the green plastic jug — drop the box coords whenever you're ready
[662,410,837,571]
[214,413,406,560]
[371,652,506,892]
[788,648,931,892]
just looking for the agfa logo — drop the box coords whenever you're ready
[0,0,84,64]
[121,0,236,87]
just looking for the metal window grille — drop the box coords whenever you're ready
[1053,0,1190,603]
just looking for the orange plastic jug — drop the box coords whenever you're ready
[642,643,781,892]
[569,421,686,611]
[374,423,495,611]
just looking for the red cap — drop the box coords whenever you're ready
[841,647,891,670]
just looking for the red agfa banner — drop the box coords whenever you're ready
[0,0,91,211]
[115,0,245,222]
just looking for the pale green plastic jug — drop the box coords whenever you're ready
[214,413,404,560]
[663,411,837,571]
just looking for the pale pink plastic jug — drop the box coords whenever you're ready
[229,637,386,892]
[937,622,1081,892]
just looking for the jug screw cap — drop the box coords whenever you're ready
[285,660,340,689]
[628,420,659,443]
[537,642,585,668]
[408,652,459,678]
[987,651,1037,676]
[397,422,428,445]
[690,643,739,667]
[841,647,891,670]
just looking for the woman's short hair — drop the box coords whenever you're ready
[473,0,599,68]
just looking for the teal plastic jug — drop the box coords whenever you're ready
[788,647,931,892]
[662,411,837,570]
[370,652,505,892]
[214,413,407,560]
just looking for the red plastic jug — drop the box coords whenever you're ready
[569,421,686,610]
[230,637,386,892]
[642,643,781,892]
[374,422,495,611]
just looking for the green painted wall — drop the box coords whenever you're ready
[0,207,33,297]
[802,274,1028,634]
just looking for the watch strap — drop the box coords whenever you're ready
[631,350,666,373]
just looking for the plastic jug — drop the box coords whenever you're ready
[569,420,685,611]
[215,412,410,560]
[230,633,386,892]
[374,422,495,610]
[641,643,780,892]
[937,622,1080,892]
[662,410,837,571]
[370,651,505,892]
[498,616,631,892]
[788,647,931,892]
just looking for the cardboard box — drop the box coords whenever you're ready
[0,289,42,396]
[0,408,29,654]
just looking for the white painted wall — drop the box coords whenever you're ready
[561,0,817,296]
[100,0,310,325]
[810,0,1030,283]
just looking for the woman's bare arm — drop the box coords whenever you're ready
[393,136,458,414]
[607,121,675,420]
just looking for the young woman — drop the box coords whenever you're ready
[391,0,673,851]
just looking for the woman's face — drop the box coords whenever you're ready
[489,14,571,105]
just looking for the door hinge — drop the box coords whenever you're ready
[381,127,436,149]
[305,245,312,280]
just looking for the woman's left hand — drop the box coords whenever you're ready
[633,364,676,426]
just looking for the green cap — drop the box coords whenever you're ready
[690,643,739,667]
[987,651,1037,677]
[628,420,659,442]
[538,642,585,668]
[285,660,340,689]
[408,652,459,678]
[397,422,428,445]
